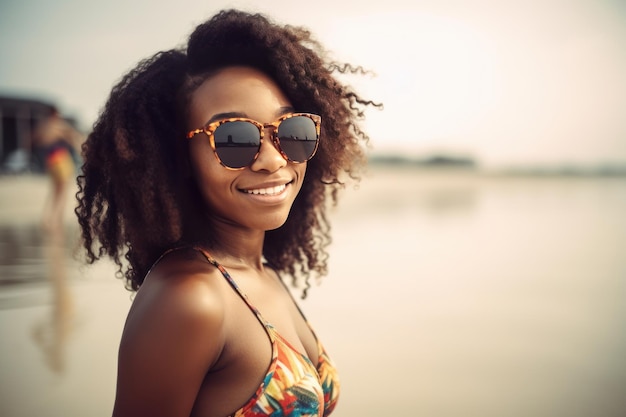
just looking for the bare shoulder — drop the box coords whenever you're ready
[113,247,227,416]
[122,247,226,349]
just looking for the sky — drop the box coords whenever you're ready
[1,0,625,168]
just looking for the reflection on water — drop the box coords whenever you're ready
[0,222,77,374]
[0,176,127,417]
[0,224,49,287]
[31,227,75,374]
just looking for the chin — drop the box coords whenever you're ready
[264,219,289,232]
[260,212,291,232]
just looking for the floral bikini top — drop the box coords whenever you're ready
[198,249,340,417]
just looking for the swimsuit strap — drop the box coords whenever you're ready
[145,247,339,416]
[195,247,273,330]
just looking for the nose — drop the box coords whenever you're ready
[249,128,287,172]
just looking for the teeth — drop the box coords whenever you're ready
[244,184,287,195]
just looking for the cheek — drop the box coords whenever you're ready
[188,145,225,202]
[295,163,307,190]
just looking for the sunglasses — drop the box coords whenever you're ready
[186,113,321,170]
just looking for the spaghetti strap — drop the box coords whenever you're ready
[190,246,340,417]
[194,247,271,328]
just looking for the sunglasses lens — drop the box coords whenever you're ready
[277,116,318,162]
[213,121,261,168]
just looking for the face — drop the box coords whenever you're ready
[186,66,307,232]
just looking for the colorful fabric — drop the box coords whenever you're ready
[197,248,340,417]
[46,145,74,183]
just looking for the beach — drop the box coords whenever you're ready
[1,167,625,417]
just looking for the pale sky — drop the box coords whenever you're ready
[1,0,625,167]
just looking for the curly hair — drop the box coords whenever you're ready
[75,9,381,296]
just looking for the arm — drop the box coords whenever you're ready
[112,266,226,417]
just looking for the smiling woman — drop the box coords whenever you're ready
[74,8,380,417]
[185,67,310,233]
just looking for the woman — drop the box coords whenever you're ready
[33,107,83,231]
[76,9,380,417]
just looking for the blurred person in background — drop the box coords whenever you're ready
[33,107,83,231]
[76,9,380,417]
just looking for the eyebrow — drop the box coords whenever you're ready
[204,106,296,125]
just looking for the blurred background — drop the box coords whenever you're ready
[1,0,625,416]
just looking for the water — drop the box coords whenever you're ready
[1,168,625,417]
[318,167,626,417]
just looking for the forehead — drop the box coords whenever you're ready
[188,66,292,126]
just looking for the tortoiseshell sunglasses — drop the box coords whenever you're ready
[186,113,321,170]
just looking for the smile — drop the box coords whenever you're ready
[242,183,288,196]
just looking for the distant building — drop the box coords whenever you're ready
[0,96,79,173]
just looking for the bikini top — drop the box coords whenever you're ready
[197,249,340,417]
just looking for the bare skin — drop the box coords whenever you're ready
[112,67,321,417]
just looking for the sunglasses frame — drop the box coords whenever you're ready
[186,112,321,170]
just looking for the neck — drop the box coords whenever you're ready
[185,214,267,271]
[210,228,266,270]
